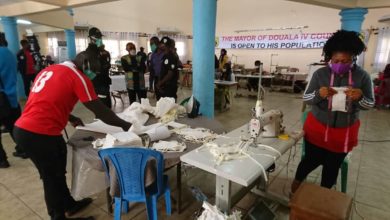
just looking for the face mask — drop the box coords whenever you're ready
[151,44,157,52]
[95,38,103,47]
[130,49,136,56]
[329,63,352,75]
[84,69,96,80]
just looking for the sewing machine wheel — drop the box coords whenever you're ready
[266,163,276,173]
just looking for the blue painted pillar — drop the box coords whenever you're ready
[192,0,217,118]
[64,29,76,60]
[1,16,25,99]
[339,8,368,32]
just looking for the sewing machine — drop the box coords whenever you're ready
[249,62,284,140]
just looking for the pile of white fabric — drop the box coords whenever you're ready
[175,127,217,143]
[115,97,186,128]
[197,201,241,220]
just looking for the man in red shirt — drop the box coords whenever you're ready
[17,39,36,97]
[14,51,131,220]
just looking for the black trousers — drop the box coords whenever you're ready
[149,72,154,91]
[0,106,22,162]
[13,127,76,220]
[127,89,147,105]
[294,140,347,188]
[22,73,36,97]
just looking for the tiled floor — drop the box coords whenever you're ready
[1,87,390,220]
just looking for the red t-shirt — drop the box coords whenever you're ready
[24,49,35,75]
[15,61,98,135]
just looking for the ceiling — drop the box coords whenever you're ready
[0,0,120,17]
[286,0,390,9]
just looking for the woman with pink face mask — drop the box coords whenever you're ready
[291,30,374,193]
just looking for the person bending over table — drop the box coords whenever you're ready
[291,30,374,193]
[13,51,132,220]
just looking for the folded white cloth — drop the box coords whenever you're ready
[331,87,348,112]
[152,140,186,152]
[155,97,176,118]
[119,107,149,125]
[145,125,171,141]
[130,122,163,135]
[92,131,142,149]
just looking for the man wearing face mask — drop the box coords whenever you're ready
[291,30,374,193]
[149,36,164,95]
[13,50,132,220]
[121,42,147,104]
[86,27,112,108]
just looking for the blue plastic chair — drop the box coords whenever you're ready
[98,148,171,220]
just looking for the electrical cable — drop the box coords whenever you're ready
[358,139,390,143]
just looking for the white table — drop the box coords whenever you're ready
[180,124,303,212]
[214,80,238,111]
[109,73,150,105]
[270,72,308,93]
[109,73,150,92]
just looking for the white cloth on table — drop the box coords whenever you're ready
[92,131,143,148]
[152,140,186,152]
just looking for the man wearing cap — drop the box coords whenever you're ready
[155,37,179,100]
[0,33,23,167]
[17,39,37,97]
[149,36,163,96]
[86,27,112,108]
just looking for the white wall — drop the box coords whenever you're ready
[26,0,390,73]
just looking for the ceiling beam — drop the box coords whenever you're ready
[30,0,69,7]
[0,1,59,17]
[67,0,120,8]
[21,10,74,30]
[0,0,119,17]
[357,0,390,9]
[285,0,356,9]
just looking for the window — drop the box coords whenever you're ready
[75,38,88,53]
[47,37,58,57]
[175,41,185,56]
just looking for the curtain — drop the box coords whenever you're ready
[170,35,191,64]
[356,29,370,68]
[102,31,140,62]
[374,27,390,73]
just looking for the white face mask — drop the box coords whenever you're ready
[130,50,136,56]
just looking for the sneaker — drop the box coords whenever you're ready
[0,160,10,168]
[12,151,29,159]
[65,198,93,216]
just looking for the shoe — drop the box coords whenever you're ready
[65,198,93,216]
[0,160,10,168]
[12,151,28,159]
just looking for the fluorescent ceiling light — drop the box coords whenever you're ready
[17,19,32,25]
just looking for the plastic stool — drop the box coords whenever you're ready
[301,110,349,193]
[289,183,352,220]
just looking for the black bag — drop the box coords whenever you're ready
[0,91,11,119]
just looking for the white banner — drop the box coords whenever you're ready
[216,32,333,49]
